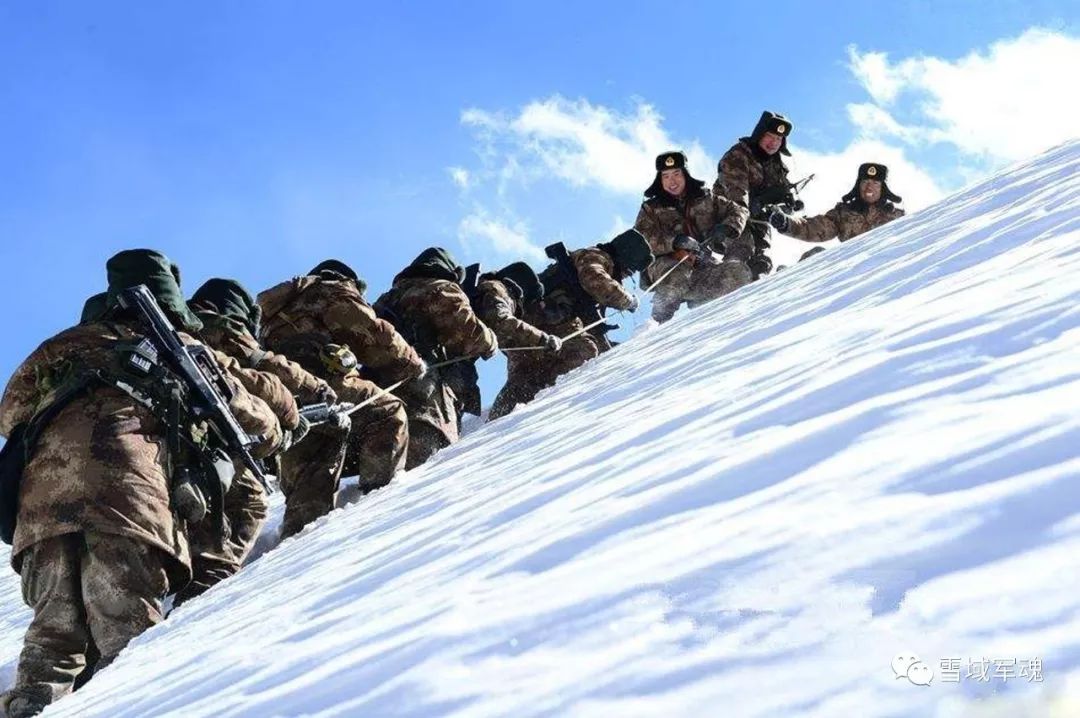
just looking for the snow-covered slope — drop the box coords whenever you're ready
[3,141,1080,717]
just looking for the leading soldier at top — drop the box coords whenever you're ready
[768,162,905,261]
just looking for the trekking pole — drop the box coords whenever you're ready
[344,379,407,416]
[558,316,616,343]
[642,254,689,293]
[501,257,669,355]
[345,351,501,414]
[501,314,618,352]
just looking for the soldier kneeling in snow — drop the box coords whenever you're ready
[489,230,651,420]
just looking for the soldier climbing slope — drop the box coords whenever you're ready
[180,277,331,603]
[634,150,752,323]
[0,249,281,718]
[258,260,424,538]
[768,162,905,262]
[714,110,802,280]
[489,230,652,420]
[373,248,498,468]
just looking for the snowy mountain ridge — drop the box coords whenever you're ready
[1,140,1079,717]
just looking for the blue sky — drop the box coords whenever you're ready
[2,1,1078,406]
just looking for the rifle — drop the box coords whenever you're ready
[298,401,356,427]
[542,242,619,338]
[749,173,814,220]
[117,285,271,492]
[461,263,482,306]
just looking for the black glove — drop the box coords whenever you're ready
[768,207,790,232]
[316,382,337,405]
[747,253,773,279]
[625,294,640,313]
[482,335,499,360]
[541,333,562,352]
[290,414,311,446]
[672,235,701,253]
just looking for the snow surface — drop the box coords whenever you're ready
[1,140,1079,717]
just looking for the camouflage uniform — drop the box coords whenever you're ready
[714,112,796,278]
[373,249,497,467]
[475,278,549,350]
[786,201,905,244]
[176,279,320,603]
[489,237,646,420]
[259,263,424,538]
[782,162,905,258]
[0,268,280,717]
[635,152,752,322]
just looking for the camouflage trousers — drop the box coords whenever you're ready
[174,469,268,606]
[398,376,456,471]
[279,374,408,538]
[3,532,168,717]
[648,255,753,323]
[489,334,599,420]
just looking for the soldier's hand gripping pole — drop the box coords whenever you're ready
[298,401,357,426]
[117,285,271,491]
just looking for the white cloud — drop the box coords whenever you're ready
[462,96,711,195]
[790,139,945,215]
[847,29,1080,162]
[453,28,1078,274]
[602,214,632,244]
[458,210,546,265]
[448,166,471,190]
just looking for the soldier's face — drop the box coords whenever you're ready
[758,132,783,155]
[859,179,883,203]
[661,168,686,196]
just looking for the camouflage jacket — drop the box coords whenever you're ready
[786,201,905,243]
[257,275,424,386]
[374,277,496,442]
[0,321,281,585]
[570,248,635,312]
[375,277,497,363]
[196,312,308,430]
[634,186,747,256]
[475,278,548,350]
[504,298,599,390]
[713,139,791,255]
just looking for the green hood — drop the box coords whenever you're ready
[79,292,109,325]
[105,249,203,332]
[309,259,368,296]
[190,278,261,336]
[495,262,544,304]
[395,247,465,284]
[600,229,654,276]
